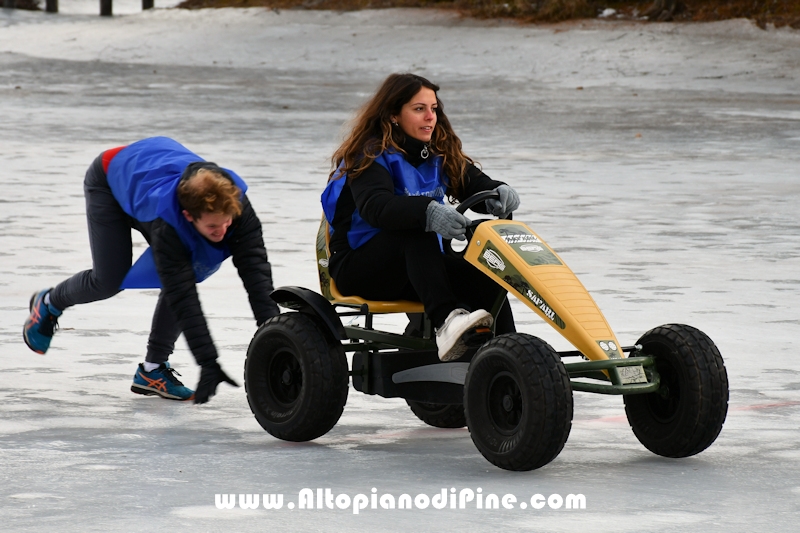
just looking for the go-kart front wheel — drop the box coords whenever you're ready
[406,400,467,429]
[464,333,573,471]
[624,324,728,458]
[244,313,348,442]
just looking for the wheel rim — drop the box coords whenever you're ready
[268,348,303,407]
[486,371,523,435]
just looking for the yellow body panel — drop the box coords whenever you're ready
[464,220,623,361]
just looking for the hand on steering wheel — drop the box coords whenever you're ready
[443,190,512,258]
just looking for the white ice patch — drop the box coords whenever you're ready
[171,505,249,519]
[9,493,65,500]
[511,511,708,532]
[75,464,124,471]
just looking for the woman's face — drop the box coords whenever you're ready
[392,87,438,143]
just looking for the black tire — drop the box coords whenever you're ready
[244,313,348,442]
[464,333,573,471]
[406,400,467,429]
[624,324,728,458]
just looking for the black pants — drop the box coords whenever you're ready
[49,155,181,364]
[330,230,514,332]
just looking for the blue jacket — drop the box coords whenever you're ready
[106,136,248,289]
[322,150,445,249]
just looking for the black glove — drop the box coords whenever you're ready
[194,362,239,404]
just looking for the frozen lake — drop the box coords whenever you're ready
[1,6,799,532]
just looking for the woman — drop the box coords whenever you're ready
[322,73,520,361]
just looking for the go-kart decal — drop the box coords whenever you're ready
[478,242,565,329]
[618,365,649,384]
[482,249,506,271]
[491,224,562,267]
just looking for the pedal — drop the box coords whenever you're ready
[463,326,494,347]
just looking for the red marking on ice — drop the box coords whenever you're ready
[592,415,627,423]
[576,401,800,424]
[732,401,800,411]
[573,415,627,424]
[344,428,466,441]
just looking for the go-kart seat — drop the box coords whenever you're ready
[320,217,424,315]
[328,276,424,314]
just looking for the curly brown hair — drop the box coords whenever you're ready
[329,73,474,199]
[177,167,242,220]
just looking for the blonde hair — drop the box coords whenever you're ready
[177,168,242,220]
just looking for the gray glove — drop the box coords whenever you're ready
[486,185,520,217]
[425,202,471,241]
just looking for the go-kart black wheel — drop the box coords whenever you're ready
[244,313,348,442]
[406,400,467,429]
[464,333,573,471]
[624,324,728,458]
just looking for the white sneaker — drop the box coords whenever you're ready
[436,308,493,362]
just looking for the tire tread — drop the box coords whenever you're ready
[465,333,573,471]
[624,323,728,457]
[244,313,348,442]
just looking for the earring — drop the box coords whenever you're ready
[391,121,398,126]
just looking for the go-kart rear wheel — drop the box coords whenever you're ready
[464,333,573,471]
[244,313,348,442]
[406,400,466,429]
[624,324,728,458]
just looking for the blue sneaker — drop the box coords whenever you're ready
[23,289,62,354]
[131,363,195,401]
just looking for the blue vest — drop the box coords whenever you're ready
[106,136,248,289]
[321,151,446,249]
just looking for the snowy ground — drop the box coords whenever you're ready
[1,6,799,532]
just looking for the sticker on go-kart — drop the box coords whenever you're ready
[491,224,562,267]
[482,249,506,271]
[618,365,648,384]
[478,242,566,329]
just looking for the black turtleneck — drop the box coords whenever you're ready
[400,136,432,167]
[327,136,504,256]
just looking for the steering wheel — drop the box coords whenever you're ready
[443,190,512,258]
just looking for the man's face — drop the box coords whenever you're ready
[183,211,232,243]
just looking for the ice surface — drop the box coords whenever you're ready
[1,7,799,532]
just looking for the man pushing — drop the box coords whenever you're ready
[23,136,279,404]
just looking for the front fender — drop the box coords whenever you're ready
[270,286,346,341]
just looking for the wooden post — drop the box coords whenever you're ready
[46,0,58,12]
[3,0,16,10]
[143,0,154,9]
[100,0,112,16]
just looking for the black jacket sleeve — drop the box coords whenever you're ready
[148,195,279,368]
[227,196,280,325]
[349,161,434,231]
[150,219,218,367]
[349,159,506,227]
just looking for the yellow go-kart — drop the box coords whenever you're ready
[244,191,729,471]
